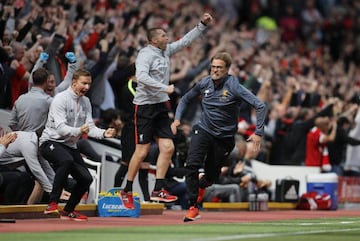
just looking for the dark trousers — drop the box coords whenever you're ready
[0,170,34,204]
[40,141,93,212]
[185,125,234,206]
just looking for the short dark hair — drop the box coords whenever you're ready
[147,28,165,42]
[32,67,49,86]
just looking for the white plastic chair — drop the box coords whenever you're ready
[83,157,101,203]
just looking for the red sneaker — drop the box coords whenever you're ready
[119,190,135,209]
[60,210,88,221]
[183,206,200,222]
[44,202,58,215]
[150,189,178,202]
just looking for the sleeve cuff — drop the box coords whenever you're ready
[197,21,207,31]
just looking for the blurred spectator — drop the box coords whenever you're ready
[344,108,360,177]
[9,41,30,106]
[301,0,323,38]
[0,131,52,203]
[0,132,35,204]
[0,46,14,109]
[279,5,301,43]
[305,116,337,172]
[280,100,337,165]
[98,108,123,138]
[44,71,57,96]
[108,56,135,110]
[328,109,360,176]
[108,63,137,187]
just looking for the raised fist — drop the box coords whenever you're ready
[39,52,49,62]
[65,52,76,63]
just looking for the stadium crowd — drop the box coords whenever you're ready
[1,0,360,208]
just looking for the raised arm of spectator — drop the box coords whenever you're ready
[16,6,39,42]
[185,57,210,82]
[80,22,104,54]
[300,99,336,132]
[280,76,298,109]
[322,119,337,143]
[28,51,49,89]
[55,52,80,95]
[54,7,68,38]
[2,5,15,35]
[70,20,87,67]
[255,65,271,102]
[339,103,358,122]
[170,55,192,83]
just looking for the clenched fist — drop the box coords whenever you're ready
[104,128,117,138]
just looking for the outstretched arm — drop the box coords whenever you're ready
[28,52,49,90]
[55,52,79,95]
[168,13,213,55]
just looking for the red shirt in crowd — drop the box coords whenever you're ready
[305,127,330,167]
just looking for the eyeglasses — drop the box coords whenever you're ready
[210,65,226,69]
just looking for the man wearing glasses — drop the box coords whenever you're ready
[171,52,266,222]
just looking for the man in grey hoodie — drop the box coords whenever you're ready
[39,69,116,221]
[120,13,213,210]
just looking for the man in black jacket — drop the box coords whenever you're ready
[328,114,360,176]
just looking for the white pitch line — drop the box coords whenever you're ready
[157,227,360,241]
[263,220,360,226]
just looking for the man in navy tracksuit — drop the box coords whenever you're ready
[171,52,266,222]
